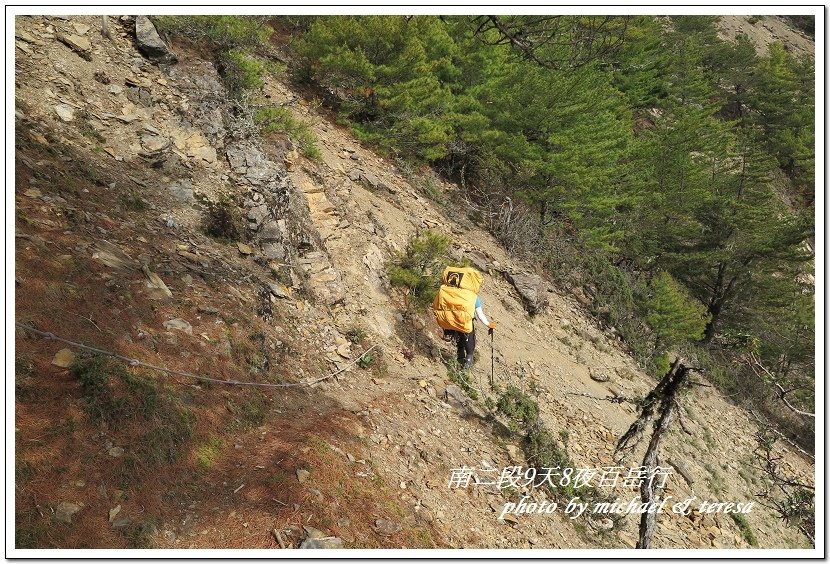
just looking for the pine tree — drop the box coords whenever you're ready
[610,16,671,110]
[623,26,813,344]
[658,125,812,342]
[708,32,758,120]
[645,271,710,351]
[748,43,815,204]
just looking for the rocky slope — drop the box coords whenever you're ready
[13,15,815,552]
[717,14,814,57]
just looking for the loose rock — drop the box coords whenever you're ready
[465,250,489,272]
[505,272,549,315]
[445,384,468,408]
[237,242,253,255]
[303,526,326,539]
[57,33,92,59]
[590,371,610,383]
[168,179,194,203]
[307,267,346,306]
[141,134,170,153]
[126,86,153,107]
[268,283,289,299]
[163,318,192,335]
[55,104,75,122]
[51,348,76,368]
[501,513,519,526]
[374,518,401,536]
[336,343,351,359]
[134,16,177,64]
[55,502,83,524]
[108,505,122,523]
[143,264,173,299]
[300,537,344,549]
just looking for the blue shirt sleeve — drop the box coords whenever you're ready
[475,296,481,308]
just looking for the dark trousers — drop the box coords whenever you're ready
[455,329,476,369]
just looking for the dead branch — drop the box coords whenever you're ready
[615,359,685,457]
[751,426,815,545]
[564,390,640,405]
[470,15,630,70]
[676,406,694,436]
[611,358,691,549]
[666,458,694,488]
[749,410,814,461]
[745,352,815,418]
[632,359,688,549]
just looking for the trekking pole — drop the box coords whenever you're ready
[490,329,495,389]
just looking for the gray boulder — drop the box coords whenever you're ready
[300,537,344,549]
[135,16,177,64]
[506,272,549,315]
[168,179,194,203]
[300,526,344,549]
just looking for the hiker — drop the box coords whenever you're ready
[433,266,497,369]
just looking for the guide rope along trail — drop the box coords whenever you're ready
[15,322,379,389]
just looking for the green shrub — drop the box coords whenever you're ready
[492,384,605,503]
[219,49,268,95]
[447,360,478,400]
[420,176,444,204]
[524,421,572,471]
[357,352,374,369]
[730,513,759,547]
[73,355,156,422]
[70,355,194,469]
[240,390,267,427]
[496,385,540,429]
[646,352,672,379]
[196,438,223,470]
[201,193,244,241]
[145,410,195,464]
[544,235,652,364]
[254,106,321,160]
[152,15,273,50]
[782,15,814,36]
[386,230,451,311]
[345,326,367,343]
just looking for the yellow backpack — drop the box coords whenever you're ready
[433,267,482,334]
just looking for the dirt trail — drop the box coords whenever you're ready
[13,14,814,551]
[264,76,814,549]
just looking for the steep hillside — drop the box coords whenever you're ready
[717,15,814,57]
[13,15,815,552]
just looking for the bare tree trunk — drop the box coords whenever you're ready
[101,15,111,40]
[616,358,689,549]
[636,386,678,547]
